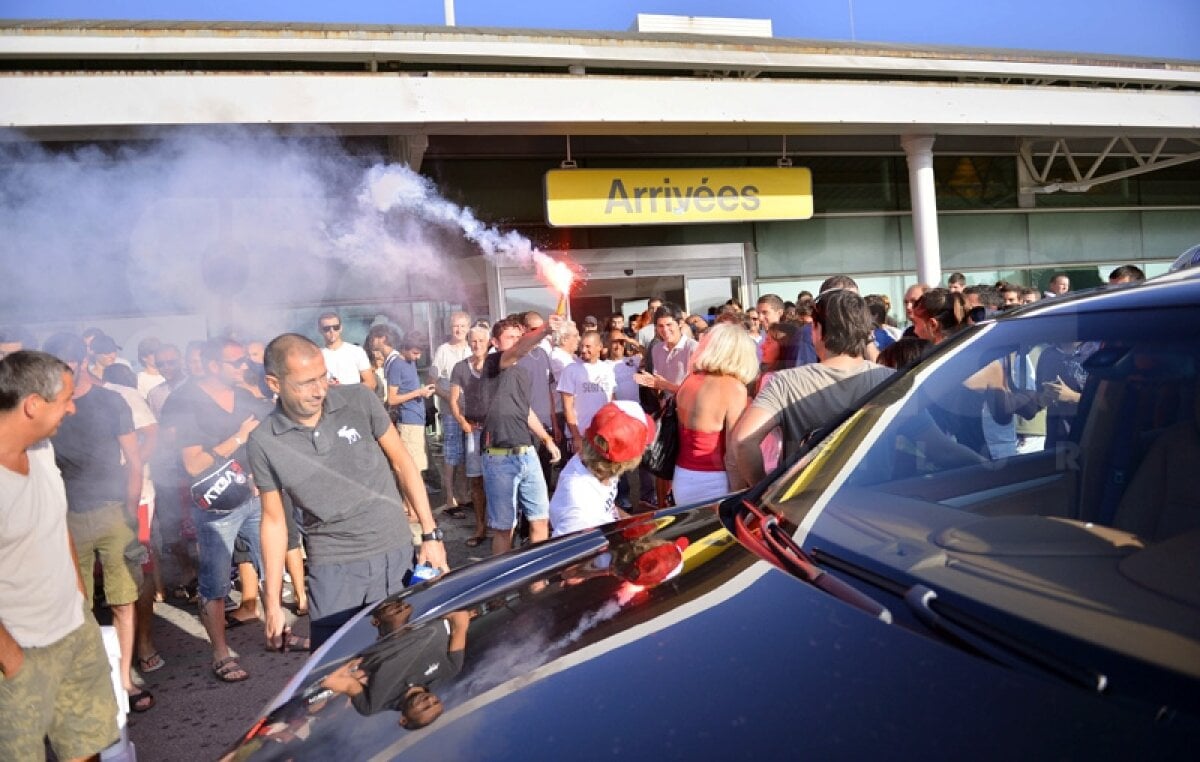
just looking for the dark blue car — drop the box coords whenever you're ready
[225,271,1200,760]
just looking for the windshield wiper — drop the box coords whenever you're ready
[904,584,1108,693]
[734,499,892,623]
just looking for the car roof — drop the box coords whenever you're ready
[997,268,1200,321]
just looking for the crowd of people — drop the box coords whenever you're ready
[0,263,1146,758]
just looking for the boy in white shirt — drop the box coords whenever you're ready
[549,401,655,537]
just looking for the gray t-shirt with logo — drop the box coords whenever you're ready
[246,384,412,565]
[752,362,895,461]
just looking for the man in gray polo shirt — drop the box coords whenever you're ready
[248,334,448,649]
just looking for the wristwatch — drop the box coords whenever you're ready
[420,528,444,542]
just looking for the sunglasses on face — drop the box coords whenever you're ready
[224,356,249,368]
[320,324,341,332]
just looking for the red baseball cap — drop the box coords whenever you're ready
[585,401,655,462]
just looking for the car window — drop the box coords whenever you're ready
[764,306,1200,680]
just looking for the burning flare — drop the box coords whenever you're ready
[534,253,575,315]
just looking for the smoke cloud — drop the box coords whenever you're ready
[0,128,541,343]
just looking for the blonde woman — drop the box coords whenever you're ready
[672,323,759,506]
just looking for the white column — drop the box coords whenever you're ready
[901,134,942,287]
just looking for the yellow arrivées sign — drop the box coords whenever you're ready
[544,167,813,227]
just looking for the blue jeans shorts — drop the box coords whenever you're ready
[192,495,262,603]
[482,447,549,531]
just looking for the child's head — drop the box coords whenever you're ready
[581,401,656,481]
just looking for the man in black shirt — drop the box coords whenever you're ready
[479,316,562,556]
[167,338,271,683]
[320,604,469,728]
[43,333,150,711]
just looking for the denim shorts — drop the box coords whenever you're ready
[442,415,465,466]
[191,495,262,603]
[464,428,483,478]
[482,448,549,530]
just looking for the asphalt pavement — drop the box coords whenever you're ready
[122,479,486,761]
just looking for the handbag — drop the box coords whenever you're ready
[641,396,679,480]
[190,457,253,513]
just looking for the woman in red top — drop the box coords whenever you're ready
[672,323,760,506]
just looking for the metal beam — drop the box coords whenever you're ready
[1019,136,1200,193]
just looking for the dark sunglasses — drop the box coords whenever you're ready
[320,324,342,332]
[224,356,250,368]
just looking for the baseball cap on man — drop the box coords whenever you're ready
[585,400,655,462]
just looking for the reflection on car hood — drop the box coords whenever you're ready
[223,504,1198,760]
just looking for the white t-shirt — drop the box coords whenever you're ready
[105,382,157,504]
[550,455,619,537]
[557,360,616,435]
[0,440,85,647]
[430,341,471,416]
[322,342,371,385]
[550,348,577,413]
[612,357,642,402]
[431,342,470,388]
[137,370,165,400]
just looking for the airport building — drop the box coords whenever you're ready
[2,17,1198,344]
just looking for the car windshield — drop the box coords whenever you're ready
[761,301,1200,681]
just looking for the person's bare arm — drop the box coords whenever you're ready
[449,384,472,433]
[135,422,158,464]
[117,430,142,516]
[359,369,377,390]
[377,425,448,571]
[181,415,258,477]
[447,611,471,652]
[0,622,22,678]
[562,392,581,450]
[723,383,751,491]
[260,489,290,649]
[389,384,436,406]
[635,371,681,395]
[321,658,366,697]
[499,315,564,370]
[731,404,780,487]
[527,410,561,463]
[432,365,454,402]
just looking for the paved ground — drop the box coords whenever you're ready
[121,481,487,761]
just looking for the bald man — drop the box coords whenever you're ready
[248,334,448,649]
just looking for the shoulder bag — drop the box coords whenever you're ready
[642,395,680,480]
[190,456,253,513]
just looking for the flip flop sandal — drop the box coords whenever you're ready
[138,652,166,673]
[465,535,487,547]
[281,633,311,652]
[443,506,467,519]
[212,656,249,683]
[129,688,156,713]
[224,613,256,629]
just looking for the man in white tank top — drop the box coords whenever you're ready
[0,350,119,760]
